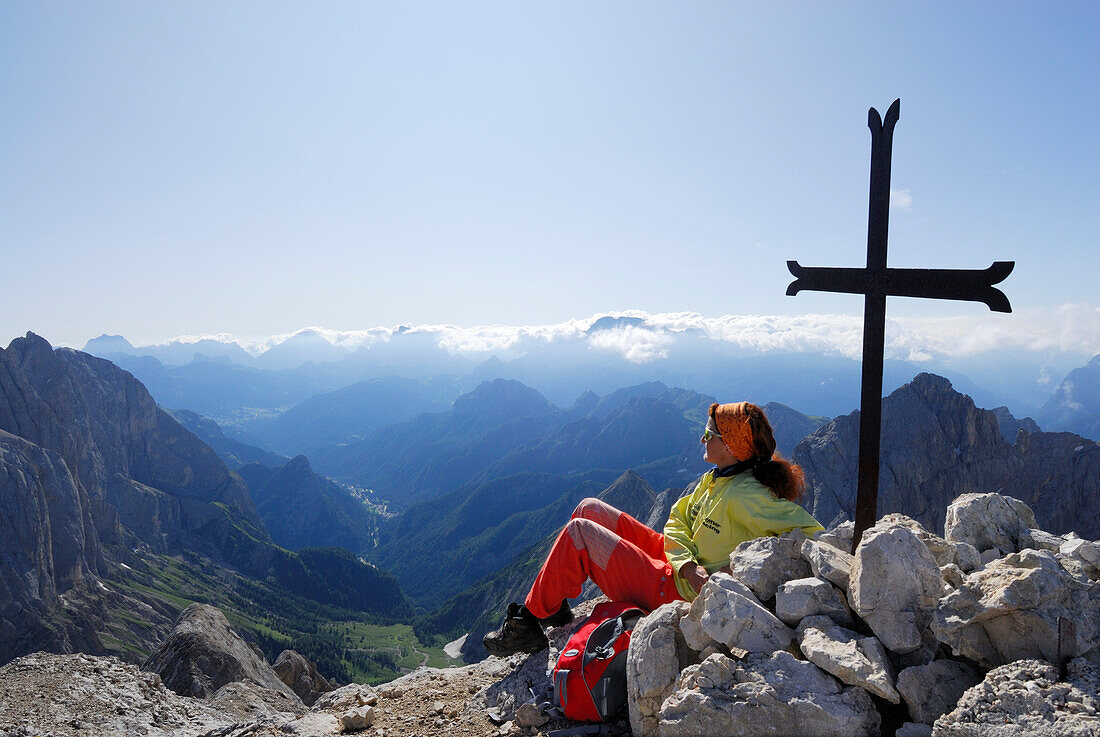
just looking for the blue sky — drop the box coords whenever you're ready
[1,2,1097,349]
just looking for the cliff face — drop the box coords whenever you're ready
[0,333,270,662]
[795,373,1100,538]
[0,333,262,552]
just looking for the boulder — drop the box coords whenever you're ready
[1019,528,1064,553]
[775,577,853,628]
[142,603,298,701]
[797,615,899,703]
[895,659,980,725]
[658,651,880,737]
[850,524,943,654]
[801,538,855,591]
[932,548,1098,669]
[880,513,955,566]
[815,521,854,553]
[932,658,1100,736]
[897,724,933,737]
[626,601,695,737]
[1064,537,1100,567]
[273,649,337,706]
[727,529,811,601]
[943,492,1037,555]
[680,574,794,654]
[339,705,376,732]
[949,541,981,572]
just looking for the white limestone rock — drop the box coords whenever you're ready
[801,538,855,591]
[943,492,1037,555]
[895,659,980,725]
[775,577,853,628]
[657,651,880,737]
[850,524,943,654]
[880,513,955,566]
[932,658,1100,737]
[626,601,695,737]
[338,705,375,732]
[949,541,981,573]
[680,574,794,654]
[1020,527,1065,553]
[815,521,855,552]
[931,548,1099,669]
[728,529,811,602]
[796,615,900,703]
[1060,537,1100,580]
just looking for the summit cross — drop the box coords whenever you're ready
[785,99,1014,552]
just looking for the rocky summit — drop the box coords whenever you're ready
[2,491,1097,737]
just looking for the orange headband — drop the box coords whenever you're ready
[713,402,755,461]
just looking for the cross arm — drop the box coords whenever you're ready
[786,260,1015,312]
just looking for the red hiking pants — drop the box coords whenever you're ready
[524,497,684,619]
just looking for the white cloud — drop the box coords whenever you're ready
[890,188,913,210]
[588,325,675,363]
[138,304,1100,366]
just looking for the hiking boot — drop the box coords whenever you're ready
[539,600,574,628]
[483,602,548,656]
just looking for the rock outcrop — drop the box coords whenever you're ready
[143,604,299,701]
[273,649,338,706]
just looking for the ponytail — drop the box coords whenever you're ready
[752,453,806,502]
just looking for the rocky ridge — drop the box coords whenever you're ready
[795,373,1100,539]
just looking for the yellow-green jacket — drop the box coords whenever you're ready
[663,468,825,601]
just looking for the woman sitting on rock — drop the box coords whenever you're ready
[483,401,826,656]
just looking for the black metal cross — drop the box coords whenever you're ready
[786,99,1014,552]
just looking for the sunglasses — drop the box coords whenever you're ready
[701,428,722,442]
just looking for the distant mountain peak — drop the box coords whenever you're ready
[452,379,553,419]
[84,334,136,353]
[586,315,647,334]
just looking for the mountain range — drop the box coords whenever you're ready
[83,315,1099,428]
[5,330,1098,683]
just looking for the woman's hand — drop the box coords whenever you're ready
[679,562,711,594]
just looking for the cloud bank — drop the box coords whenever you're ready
[123,304,1100,367]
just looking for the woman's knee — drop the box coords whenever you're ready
[571,497,622,530]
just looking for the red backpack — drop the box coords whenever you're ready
[552,601,647,723]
